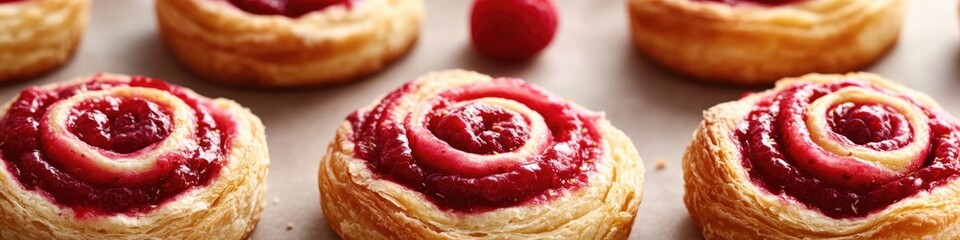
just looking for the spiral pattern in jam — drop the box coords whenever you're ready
[0,75,236,217]
[738,79,960,218]
[349,77,602,212]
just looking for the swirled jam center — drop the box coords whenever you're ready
[738,80,960,219]
[0,76,237,217]
[0,0,25,4]
[349,78,601,212]
[828,103,911,150]
[428,102,530,155]
[226,0,352,18]
[694,0,803,6]
[67,97,172,154]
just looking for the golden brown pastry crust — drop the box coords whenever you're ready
[0,74,270,240]
[155,0,423,88]
[683,73,960,239]
[627,0,904,85]
[318,70,645,239]
[0,0,88,82]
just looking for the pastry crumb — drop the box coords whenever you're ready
[655,159,667,170]
[273,197,281,204]
[286,222,295,231]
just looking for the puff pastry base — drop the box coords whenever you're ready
[683,73,960,239]
[155,0,423,88]
[0,0,88,82]
[0,74,270,239]
[318,70,645,239]
[627,0,904,85]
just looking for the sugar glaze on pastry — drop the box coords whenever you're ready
[319,70,645,239]
[0,74,269,239]
[684,73,960,239]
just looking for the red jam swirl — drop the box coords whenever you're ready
[428,102,530,154]
[828,103,912,151]
[737,80,960,219]
[227,0,352,18]
[68,97,173,154]
[0,0,25,4]
[694,0,802,6]
[348,78,602,212]
[0,76,236,217]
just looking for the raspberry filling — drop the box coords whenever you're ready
[0,76,237,217]
[0,0,25,4]
[349,78,601,212]
[67,97,173,154]
[227,0,352,18]
[828,103,911,151]
[428,102,530,154]
[737,80,960,219]
[695,0,802,6]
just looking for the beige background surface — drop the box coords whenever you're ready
[9,0,959,239]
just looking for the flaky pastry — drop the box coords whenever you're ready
[155,0,423,88]
[0,74,269,239]
[0,0,88,82]
[684,73,960,239]
[319,70,645,239]
[627,0,904,85]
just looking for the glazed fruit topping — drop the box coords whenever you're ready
[350,78,601,212]
[227,0,351,18]
[470,0,558,61]
[428,102,530,154]
[828,103,911,150]
[68,97,173,154]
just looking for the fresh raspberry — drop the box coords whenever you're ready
[470,0,559,61]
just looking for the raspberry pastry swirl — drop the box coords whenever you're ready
[319,70,644,239]
[155,0,423,87]
[627,0,903,85]
[0,0,88,82]
[0,74,269,239]
[684,73,960,239]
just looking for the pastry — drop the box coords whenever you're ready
[0,74,269,239]
[684,73,960,238]
[319,70,645,239]
[627,0,904,85]
[0,0,88,82]
[155,0,423,88]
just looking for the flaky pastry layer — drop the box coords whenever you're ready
[155,0,423,87]
[683,73,960,239]
[627,0,903,85]
[0,0,88,82]
[318,70,645,239]
[0,74,270,240]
